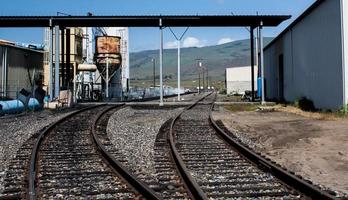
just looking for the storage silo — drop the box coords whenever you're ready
[95,36,122,99]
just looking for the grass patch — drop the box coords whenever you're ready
[276,104,348,120]
[225,104,260,112]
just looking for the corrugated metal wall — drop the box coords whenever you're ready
[0,45,43,99]
[264,0,344,110]
[342,0,348,105]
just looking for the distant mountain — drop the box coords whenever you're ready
[130,38,273,86]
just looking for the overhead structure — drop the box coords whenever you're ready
[0,15,290,27]
[0,14,290,105]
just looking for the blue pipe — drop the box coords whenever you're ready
[28,98,41,111]
[0,100,25,115]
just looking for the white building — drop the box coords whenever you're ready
[225,66,257,95]
[264,0,348,110]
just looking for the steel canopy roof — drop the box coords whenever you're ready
[0,15,291,28]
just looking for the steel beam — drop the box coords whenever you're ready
[0,15,291,28]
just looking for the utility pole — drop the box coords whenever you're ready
[202,67,205,92]
[206,68,209,90]
[196,59,202,94]
[168,27,189,101]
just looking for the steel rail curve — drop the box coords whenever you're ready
[168,92,213,200]
[209,104,338,200]
[27,104,106,200]
[91,105,162,200]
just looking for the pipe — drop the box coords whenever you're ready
[0,100,25,115]
[28,98,41,111]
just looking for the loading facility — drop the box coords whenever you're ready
[0,15,290,106]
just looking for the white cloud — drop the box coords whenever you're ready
[217,37,234,45]
[183,37,206,48]
[165,40,178,49]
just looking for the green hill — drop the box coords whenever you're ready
[130,38,273,87]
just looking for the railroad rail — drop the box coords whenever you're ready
[168,92,338,200]
[26,104,160,199]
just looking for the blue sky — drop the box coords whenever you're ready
[0,0,315,52]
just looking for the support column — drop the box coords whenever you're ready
[66,28,71,89]
[250,26,255,101]
[152,58,156,87]
[159,19,164,106]
[177,40,181,100]
[1,47,7,98]
[106,57,109,99]
[54,25,60,99]
[259,21,266,104]
[49,22,54,101]
[61,28,65,89]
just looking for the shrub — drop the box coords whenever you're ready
[297,96,316,111]
[339,104,348,116]
[219,89,227,95]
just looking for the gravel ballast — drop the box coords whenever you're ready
[0,109,74,193]
[107,106,183,182]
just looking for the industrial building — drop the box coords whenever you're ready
[43,27,83,93]
[264,0,348,110]
[225,66,257,95]
[43,26,129,102]
[1,40,44,100]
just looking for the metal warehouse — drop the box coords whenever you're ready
[1,40,43,99]
[264,0,348,110]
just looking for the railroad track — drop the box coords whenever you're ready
[0,93,339,199]
[1,104,161,199]
[168,92,338,200]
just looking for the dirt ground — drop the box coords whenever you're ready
[212,106,348,197]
